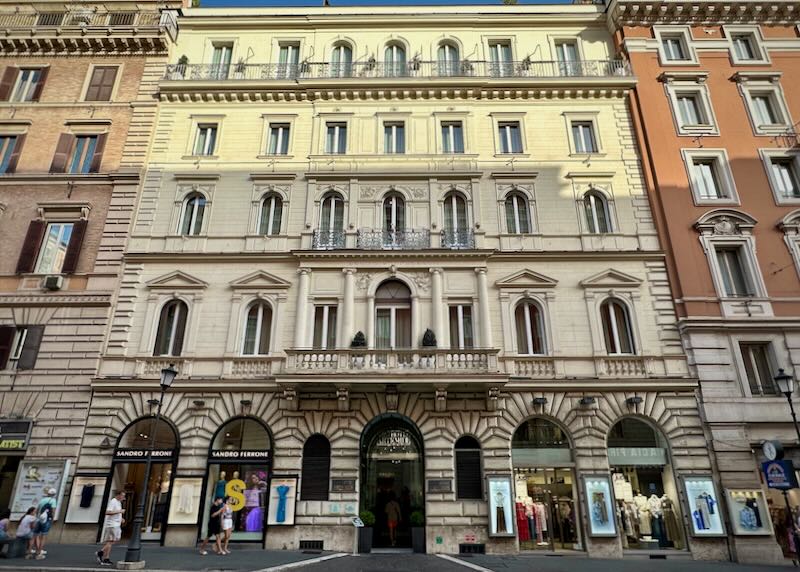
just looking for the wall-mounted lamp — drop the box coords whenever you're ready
[626,396,643,406]
[146,398,160,411]
[579,396,596,406]
[240,399,252,413]
[532,397,548,406]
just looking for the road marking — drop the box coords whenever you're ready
[254,552,348,572]
[437,554,493,572]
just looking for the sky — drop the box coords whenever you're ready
[201,0,570,7]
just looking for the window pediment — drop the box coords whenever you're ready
[146,270,208,290]
[495,269,557,289]
[695,209,757,235]
[229,270,291,290]
[580,269,642,289]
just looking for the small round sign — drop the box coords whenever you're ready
[763,440,784,461]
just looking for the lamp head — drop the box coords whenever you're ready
[160,364,178,392]
[774,368,795,396]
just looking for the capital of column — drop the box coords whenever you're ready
[475,267,488,276]
[429,267,444,275]
[342,268,357,276]
[297,268,312,276]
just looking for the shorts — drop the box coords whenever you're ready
[222,519,233,531]
[16,533,32,541]
[387,520,398,529]
[102,526,121,542]
[33,520,51,536]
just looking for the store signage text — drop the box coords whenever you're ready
[762,460,798,490]
[0,439,26,450]
[114,449,174,460]
[209,450,270,461]
[607,447,666,466]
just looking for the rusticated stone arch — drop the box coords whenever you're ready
[0,391,49,420]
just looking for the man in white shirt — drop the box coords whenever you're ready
[96,490,125,566]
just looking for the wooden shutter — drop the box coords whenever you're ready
[6,134,25,174]
[455,450,482,499]
[89,133,107,173]
[301,435,331,501]
[86,66,117,101]
[30,67,48,102]
[16,325,43,370]
[0,67,17,101]
[60,219,87,274]
[171,303,187,356]
[15,220,46,274]
[0,326,15,370]
[49,133,73,173]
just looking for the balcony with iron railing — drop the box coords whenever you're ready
[312,229,346,250]
[0,10,162,29]
[357,229,431,250]
[285,348,500,375]
[441,229,475,250]
[162,59,632,83]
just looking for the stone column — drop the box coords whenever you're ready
[476,267,492,348]
[340,268,356,347]
[294,268,311,348]
[430,268,444,345]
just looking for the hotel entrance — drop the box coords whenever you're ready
[360,414,424,549]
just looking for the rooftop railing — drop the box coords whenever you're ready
[0,10,162,28]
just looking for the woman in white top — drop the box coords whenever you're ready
[16,507,37,559]
[220,497,234,555]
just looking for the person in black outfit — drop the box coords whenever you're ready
[198,497,224,556]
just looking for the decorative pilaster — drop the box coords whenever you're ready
[476,267,492,348]
[430,268,444,344]
[294,268,311,348]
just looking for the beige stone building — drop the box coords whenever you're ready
[0,0,176,541]
[71,3,722,559]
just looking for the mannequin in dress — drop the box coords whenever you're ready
[648,494,665,545]
[633,493,651,536]
[215,471,227,500]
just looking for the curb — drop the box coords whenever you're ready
[254,552,348,572]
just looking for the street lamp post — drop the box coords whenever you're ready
[123,364,178,565]
[773,368,800,560]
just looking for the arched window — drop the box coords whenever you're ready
[384,43,407,76]
[119,417,177,450]
[584,190,611,234]
[437,42,460,76]
[442,192,470,248]
[242,301,272,355]
[375,280,412,349]
[505,192,531,234]
[383,193,405,232]
[600,298,635,355]
[259,194,283,236]
[514,300,546,355]
[179,193,206,236]
[331,43,353,78]
[301,434,331,501]
[153,300,188,356]
[455,436,482,500]
[315,192,345,249]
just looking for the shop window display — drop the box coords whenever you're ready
[607,418,685,551]
[511,418,581,551]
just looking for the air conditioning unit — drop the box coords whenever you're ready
[42,275,63,291]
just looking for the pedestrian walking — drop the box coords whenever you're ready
[385,492,401,547]
[16,507,36,559]
[220,497,234,555]
[198,497,224,556]
[96,490,125,566]
[32,488,57,560]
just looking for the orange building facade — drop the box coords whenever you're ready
[611,0,800,563]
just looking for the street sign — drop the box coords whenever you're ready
[352,517,364,528]
[762,460,798,490]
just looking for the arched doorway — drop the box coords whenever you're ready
[607,417,685,551]
[360,414,424,549]
[106,417,179,544]
[511,417,581,551]
[203,417,272,542]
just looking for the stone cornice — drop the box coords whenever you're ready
[0,293,111,307]
[0,172,139,185]
[608,0,800,26]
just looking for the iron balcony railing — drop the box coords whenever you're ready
[357,228,431,250]
[0,10,161,28]
[163,59,632,82]
[442,229,475,250]
[312,229,346,250]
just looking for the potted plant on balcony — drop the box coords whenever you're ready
[421,329,437,368]
[172,55,189,79]
[410,511,426,553]
[233,58,247,79]
[351,331,367,368]
[357,510,375,553]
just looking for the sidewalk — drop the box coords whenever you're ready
[0,543,342,572]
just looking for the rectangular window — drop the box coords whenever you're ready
[193,124,217,156]
[84,66,118,102]
[68,135,98,174]
[211,44,232,79]
[441,121,464,154]
[448,305,474,349]
[267,123,290,155]
[10,327,27,363]
[555,41,579,75]
[325,122,347,154]
[732,35,757,61]
[278,43,300,78]
[715,246,752,297]
[572,121,598,154]
[751,94,780,126]
[489,41,513,76]
[0,135,17,174]
[383,122,405,154]
[662,35,688,61]
[11,68,43,102]
[691,158,725,199]
[498,121,523,154]
[740,342,777,396]
[35,222,74,274]
[676,93,705,126]
[312,305,337,349]
[771,158,800,199]
[3,325,43,370]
